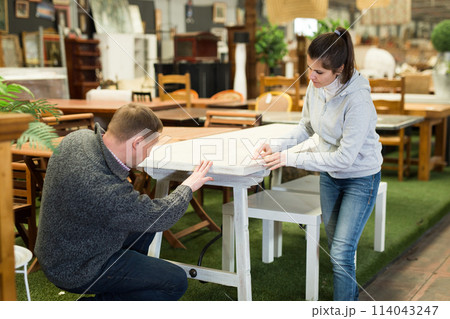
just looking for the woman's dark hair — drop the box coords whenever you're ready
[307,26,355,84]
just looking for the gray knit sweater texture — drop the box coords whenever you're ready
[34,124,192,289]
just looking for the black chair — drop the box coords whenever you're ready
[132,91,153,102]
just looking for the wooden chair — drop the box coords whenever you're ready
[255,91,293,112]
[211,90,244,102]
[12,162,37,253]
[41,113,95,137]
[370,77,410,181]
[260,73,301,111]
[157,73,193,108]
[172,88,199,100]
[204,110,262,128]
[132,91,153,102]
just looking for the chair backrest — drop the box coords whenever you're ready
[211,90,245,102]
[157,73,192,108]
[12,162,33,206]
[132,91,153,102]
[204,110,262,128]
[172,88,198,99]
[260,73,300,109]
[403,74,431,94]
[369,77,405,115]
[41,113,95,136]
[255,91,293,112]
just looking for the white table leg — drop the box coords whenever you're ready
[222,206,235,272]
[233,186,252,301]
[148,179,170,258]
[262,220,274,263]
[374,182,387,252]
[274,221,283,258]
[305,221,320,301]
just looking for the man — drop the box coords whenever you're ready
[35,103,213,300]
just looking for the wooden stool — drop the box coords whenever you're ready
[222,190,322,301]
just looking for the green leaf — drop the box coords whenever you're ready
[16,121,59,152]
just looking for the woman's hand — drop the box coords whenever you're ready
[260,151,287,170]
[253,143,273,159]
[253,143,286,170]
[181,160,214,192]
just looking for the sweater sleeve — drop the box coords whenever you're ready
[91,180,193,233]
[283,99,372,172]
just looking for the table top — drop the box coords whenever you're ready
[372,93,450,105]
[143,124,293,177]
[48,98,181,114]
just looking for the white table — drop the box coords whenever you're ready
[142,124,296,300]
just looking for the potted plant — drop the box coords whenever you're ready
[431,19,450,98]
[255,21,288,75]
[0,76,60,151]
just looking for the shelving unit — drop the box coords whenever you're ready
[64,38,101,99]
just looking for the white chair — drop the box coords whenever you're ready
[15,245,33,301]
[272,174,388,252]
[222,190,322,301]
[85,89,132,101]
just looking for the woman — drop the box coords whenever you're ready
[254,27,382,301]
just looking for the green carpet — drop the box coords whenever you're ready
[15,152,450,300]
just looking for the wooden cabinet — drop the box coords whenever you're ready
[174,32,219,63]
[65,38,101,99]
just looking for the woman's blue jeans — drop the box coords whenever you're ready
[320,171,381,301]
[66,232,188,301]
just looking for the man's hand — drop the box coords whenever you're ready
[181,160,214,192]
[260,151,287,170]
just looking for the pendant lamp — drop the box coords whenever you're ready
[266,0,328,25]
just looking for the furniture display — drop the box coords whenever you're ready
[143,124,298,300]
[41,113,95,137]
[204,110,262,128]
[86,89,132,102]
[174,32,219,63]
[259,73,301,111]
[0,67,69,99]
[222,190,322,300]
[95,33,158,97]
[0,113,32,301]
[132,91,152,102]
[370,77,410,181]
[271,174,388,252]
[12,162,37,252]
[158,73,192,108]
[211,90,244,102]
[14,245,33,301]
[154,62,230,98]
[255,91,293,112]
[64,38,101,99]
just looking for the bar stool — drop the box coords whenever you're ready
[15,245,33,301]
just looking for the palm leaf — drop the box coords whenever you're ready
[16,121,59,152]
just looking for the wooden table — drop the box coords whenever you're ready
[143,124,298,300]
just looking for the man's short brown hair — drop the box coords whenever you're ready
[107,103,163,142]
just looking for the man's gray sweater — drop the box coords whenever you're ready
[34,124,192,289]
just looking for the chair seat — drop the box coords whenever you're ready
[14,245,33,269]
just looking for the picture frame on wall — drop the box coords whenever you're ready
[16,0,30,19]
[22,31,40,66]
[0,34,23,67]
[55,5,71,28]
[42,34,62,67]
[212,2,227,24]
[0,0,8,33]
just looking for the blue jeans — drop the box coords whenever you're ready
[320,171,380,301]
[66,232,188,301]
